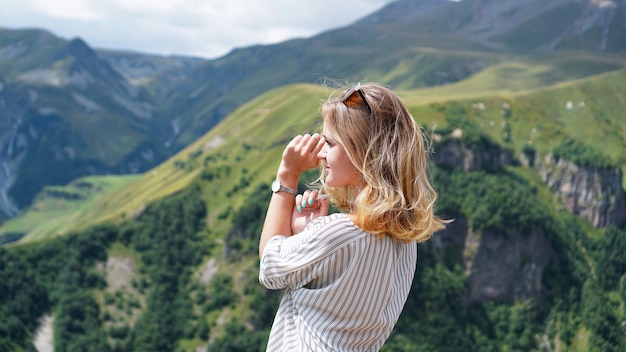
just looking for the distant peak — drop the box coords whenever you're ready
[64,38,97,58]
[356,0,454,25]
[52,37,103,73]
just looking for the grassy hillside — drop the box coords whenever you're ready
[0,66,620,251]
[1,84,326,244]
[399,51,625,103]
[5,66,626,245]
[407,69,626,163]
[0,175,139,244]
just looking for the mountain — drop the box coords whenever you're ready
[0,29,193,217]
[104,0,626,151]
[365,0,626,52]
[0,0,624,222]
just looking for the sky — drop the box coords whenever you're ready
[0,0,393,59]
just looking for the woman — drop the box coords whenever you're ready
[259,82,447,351]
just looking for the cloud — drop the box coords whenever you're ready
[21,0,105,20]
[0,0,391,58]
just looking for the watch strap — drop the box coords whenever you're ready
[279,184,297,195]
[272,179,297,195]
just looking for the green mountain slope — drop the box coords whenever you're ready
[407,69,626,163]
[0,175,138,245]
[6,67,625,244]
[162,0,626,151]
[2,0,625,221]
[1,84,324,242]
[2,70,625,351]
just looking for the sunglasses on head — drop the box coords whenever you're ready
[341,82,371,113]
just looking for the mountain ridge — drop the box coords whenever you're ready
[4,68,625,244]
[0,0,625,220]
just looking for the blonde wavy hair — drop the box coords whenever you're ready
[319,82,447,243]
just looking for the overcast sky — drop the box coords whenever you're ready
[0,0,393,59]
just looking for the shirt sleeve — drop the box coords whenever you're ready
[259,214,363,290]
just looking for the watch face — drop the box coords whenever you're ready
[271,179,281,192]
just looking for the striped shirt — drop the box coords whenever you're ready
[259,213,418,351]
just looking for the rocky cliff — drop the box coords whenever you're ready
[438,132,626,228]
[433,217,551,303]
[433,147,626,303]
[535,154,626,228]
[463,226,550,303]
[432,135,550,303]
[434,130,514,172]
[0,81,25,220]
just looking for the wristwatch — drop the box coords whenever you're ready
[271,179,297,195]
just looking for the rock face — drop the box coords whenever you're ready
[431,133,624,303]
[434,218,551,303]
[432,136,550,302]
[536,154,626,228]
[463,227,550,303]
[0,82,26,219]
[434,134,514,172]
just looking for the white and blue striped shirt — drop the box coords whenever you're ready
[259,213,417,351]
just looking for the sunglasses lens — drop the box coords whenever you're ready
[343,89,364,108]
[341,83,371,112]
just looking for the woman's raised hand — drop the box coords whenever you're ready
[278,134,325,178]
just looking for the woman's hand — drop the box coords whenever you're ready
[291,190,329,234]
[278,134,325,180]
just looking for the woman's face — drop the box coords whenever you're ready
[318,125,362,188]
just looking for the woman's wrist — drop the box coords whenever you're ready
[276,172,300,189]
[276,166,300,189]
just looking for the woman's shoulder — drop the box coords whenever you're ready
[308,212,354,229]
[303,213,364,238]
[298,213,367,251]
